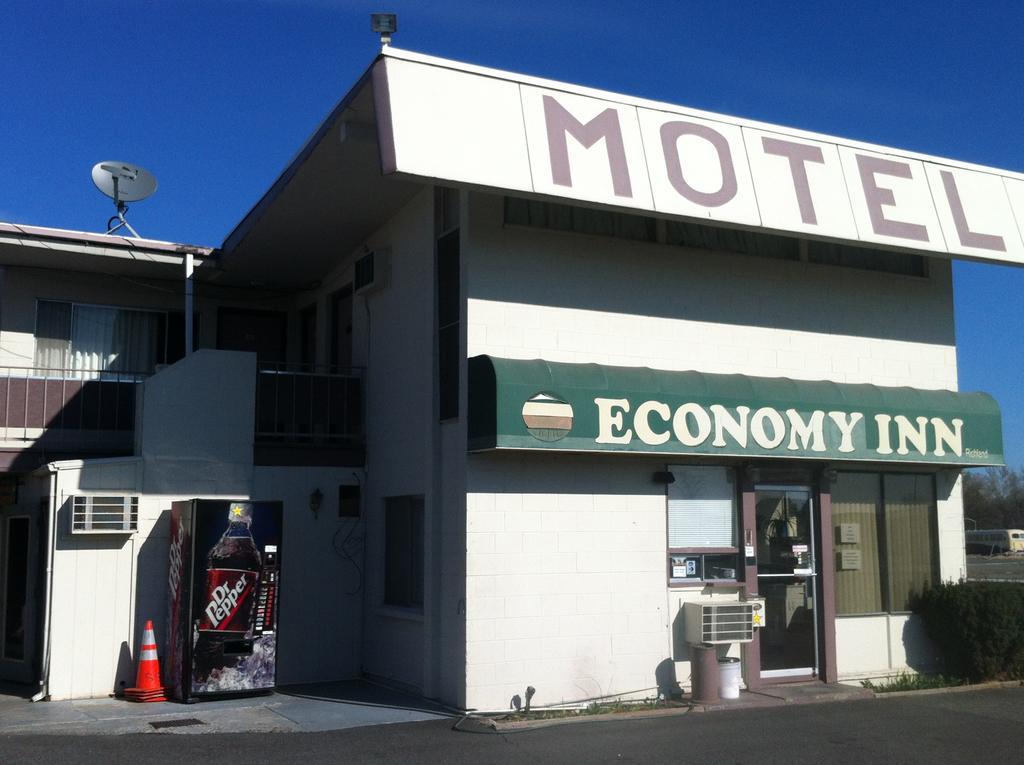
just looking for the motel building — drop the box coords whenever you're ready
[0,47,1017,708]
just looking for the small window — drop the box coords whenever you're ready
[437,231,460,420]
[338,484,361,518]
[384,496,424,609]
[71,495,138,534]
[504,197,656,242]
[667,465,739,584]
[807,240,927,277]
[666,220,798,260]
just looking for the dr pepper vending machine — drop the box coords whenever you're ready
[167,499,283,702]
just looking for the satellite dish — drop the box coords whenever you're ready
[91,161,157,237]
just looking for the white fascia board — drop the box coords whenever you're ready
[0,235,198,267]
[42,456,143,474]
[0,222,213,256]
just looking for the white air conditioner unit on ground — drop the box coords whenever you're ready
[684,599,765,645]
[353,248,390,295]
[70,495,139,534]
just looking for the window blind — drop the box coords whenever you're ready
[667,465,736,548]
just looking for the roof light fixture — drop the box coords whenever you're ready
[371,13,397,47]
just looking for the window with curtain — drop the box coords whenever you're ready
[832,471,938,615]
[35,300,166,374]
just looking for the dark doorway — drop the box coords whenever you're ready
[0,508,38,684]
[330,285,353,370]
[217,308,287,364]
[300,304,317,367]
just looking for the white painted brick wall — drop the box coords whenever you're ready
[465,194,958,390]
[468,298,957,388]
[459,192,966,710]
[463,452,727,711]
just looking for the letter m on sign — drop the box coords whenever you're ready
[543,95,633,198]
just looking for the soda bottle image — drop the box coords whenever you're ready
[193,503,262,682]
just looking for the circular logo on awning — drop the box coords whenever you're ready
[522,392,573,442]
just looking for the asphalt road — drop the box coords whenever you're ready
[966,554,1024,581]
[1,686,1022,765]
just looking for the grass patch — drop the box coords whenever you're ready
[861,672,965,693]
[497,697,690,721]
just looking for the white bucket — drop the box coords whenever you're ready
[718,657,742,699]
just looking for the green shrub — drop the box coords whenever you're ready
[912,581,1024,682]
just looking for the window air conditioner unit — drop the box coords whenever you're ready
[683,599,764,645]
[71,495,139,534]
[354,248,390,295]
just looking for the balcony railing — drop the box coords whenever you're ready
[0,366,145,448]
[0,362,366,469]
[254,363,365,450]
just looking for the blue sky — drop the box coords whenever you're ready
[4,1,1023,466]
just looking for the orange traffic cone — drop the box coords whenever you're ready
[124,619,167,702]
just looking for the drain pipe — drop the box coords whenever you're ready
[184,251,194,356]
[31,465,59,702]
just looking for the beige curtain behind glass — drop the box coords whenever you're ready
[884,474,937,611]
[832,473,885,614]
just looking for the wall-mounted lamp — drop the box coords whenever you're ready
[653,471,676,485]
[309,488,324,517]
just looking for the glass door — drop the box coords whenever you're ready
[755,486,818,678]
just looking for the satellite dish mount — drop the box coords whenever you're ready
[91,161,158,238]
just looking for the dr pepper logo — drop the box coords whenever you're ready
[199,570,255,633]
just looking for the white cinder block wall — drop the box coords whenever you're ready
[464,195,957,388]
[461,191,963,709]
[465,452,672,709]
[355,188,447,694]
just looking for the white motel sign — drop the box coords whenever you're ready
[375,51,1024,267]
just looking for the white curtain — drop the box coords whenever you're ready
[34,301,72,372]
[70,306,160,374]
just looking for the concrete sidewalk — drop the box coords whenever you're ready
[0,680,453,735]
[464,681,873,732]
[0,679,948,736]
[1,679,874,736]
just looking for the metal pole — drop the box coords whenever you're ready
[185,252,194,355]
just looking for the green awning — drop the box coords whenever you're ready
[468,356,1004,466]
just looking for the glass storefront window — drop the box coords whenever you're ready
[832,472,938,615]
[884,474,938,612]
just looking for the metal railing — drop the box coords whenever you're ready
[254,363,365,445]
[0,366,147,442]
